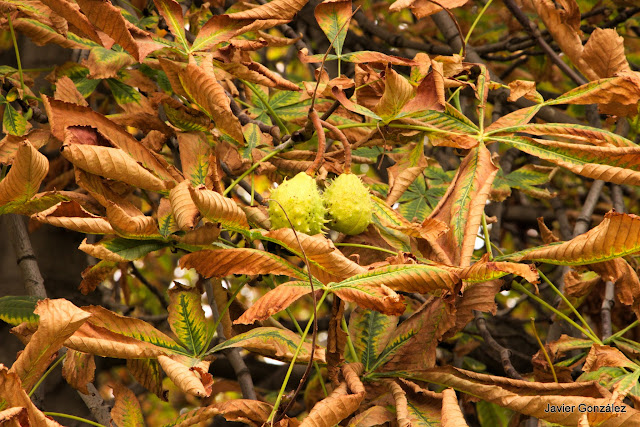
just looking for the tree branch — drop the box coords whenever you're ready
[474,311,523,380]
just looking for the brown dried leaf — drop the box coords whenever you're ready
[65,322,169,358]
[0,141,48,208]
[0,364,63,427]
[106,201,160,238]
[158,355,211,397]
[382,298,456,372]
[43,97,179,183]
[441,388,468,427]
[170,180,201,230]
[32,200,114,234]
[180,248,306,279]
[189,184,249,229]
[110,382,144,426]
[37,0,103,45]
[347,406,394,427]
[263,229,366,283]
[10,299,91,391]
[54,76,88,106]
[301,382,363,427]
[127,358,166,400]
[61,143,168,192]
[386,143,429,206]
[62,349,95,394]
[583,344,636,372]
[426,144,498,267]
[235,281,315,324]
[582,28,630,78]
[229,0,308,21]
[0,406,28,427]
[385,380,411,427]
[507,80,543,103]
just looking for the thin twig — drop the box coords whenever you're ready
[129,263,168,310]
[502,0,587,86]
[319,119,352,173]
[474,311,523,380]
[306,110,327,175]
[204,280,257,400]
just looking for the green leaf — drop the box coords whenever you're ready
[348,308,398,369]
[315,0,351,57]
[153,0,188,51]
[242,123,261,159]
[168,285,209,356]
[106,78,142,104]
[0,295,41,326]
[476,401,514,427]
[2,101,27,136]
[100,238,169,260]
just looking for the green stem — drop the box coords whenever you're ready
[530,317,558,383]
[538,269,600,343]
[334,243,398,255]
[269,278,328,397]
[604,320,640,344]
[222,139,294,197]
[29,353,66,397]
[463,0,494,49]
[44,412,106,427]
[243,81,288,134]
[512,282,601,344]
[7,13,24,92]
[481,213,493,260]
[341,316,358,362]
[268,290,329,422]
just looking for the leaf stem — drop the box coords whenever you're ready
[268,289,329,423]
[512,282,601,344]
[334,243,398,255]
[605,320,640,344]
[538,269,600,343]
[29,353,66,397]
[341,316,358,362]
[243,80,288,134]
[222,138,294,197]
[463,0,494,48]
[530,317,558,382]
[7,14,24,92]
[481,213,493,260]
[44,412,106,427]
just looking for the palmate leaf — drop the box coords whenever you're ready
[152,0,188,51]
[168,285,209,356]
[348,308,399,369]
[493,135,640,186]
[500,211,640,265]
[209,327,326,363]
[0,296,41,326]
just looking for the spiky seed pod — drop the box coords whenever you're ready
[323,173,373,235]
[268,172,326,235]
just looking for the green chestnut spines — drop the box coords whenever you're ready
[268,172,327,235]
[323,173,373,235]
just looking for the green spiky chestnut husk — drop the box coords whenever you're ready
[268,172,326,235]
[323,173,373,235]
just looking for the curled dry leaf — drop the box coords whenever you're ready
[0,364,63,427]
[460,254,539,284]
[441,388,469,427]
[0,141,48,210]
[385,380,411,427]
[235,281,317,324]
[229,0,308,21]
[158,355,211,397]
[61,143,168,192]
[582,28,630,79]
[171,399,272,427]
[32,200,114,234]
[9,299,91,392]
[106,201,160,238]
[188,184,250,230]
